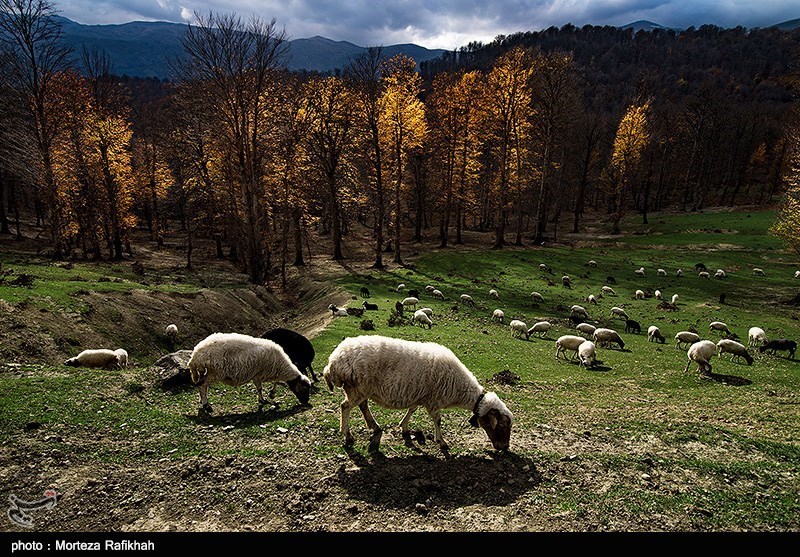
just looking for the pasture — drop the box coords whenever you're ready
[1,209,798,531]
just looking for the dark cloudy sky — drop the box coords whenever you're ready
[54,1,799,49]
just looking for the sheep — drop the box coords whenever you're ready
[719,293,727,304]
[362,300,379,311]
[647,326,666,344]
[396,283,406,292]
[634,267,645,276]
[413,310,433,329]
[657,268,667,277]
[408,288,420,299]
[709,321,732,335]
[635,289,645,300]
[329,304,349,317]
[530,291,544,303]
[671,294,679,305]
[759,339,797,359]
[460,294,475,307]
[576,323,596,338]
[113,348,128,368]
[562,275,571,288]
[601,286,616,296]
[578,341,597,369]
[593,328,625,349]
[360,286,371,298]
[716,339,754,365]
[625,319,641,334]
[401,296,419,309]
[698,271,710,279]
[432,289,444,299]
[394,301,404,315]
[346,307,365,317]
[489,289,500,300]
[555,335,586,361]
[606,276,617,284]
[165,323,178,345]
[510,319,530,340]
[539,263,548,272]
[570,305,589,319]
[425,285,435,293]
[64,349,121,369]
[492,309,505,323]
[752,268,765,276]
[322,335,514,451]
[610,306,628,319]
[676,269,683,277]
[588,260,597,267]
[262,328,317,382]
[685,340,716,375]
[527,321,551,338]
[795,271,800,279]
[654,289,662,300]
[675,331,701,349]
[587,294,597,305]
[695,263,707,272]
[189,333,311,413]
[418,307,433,317]
[748,327,766,348]
[714,269,726,279]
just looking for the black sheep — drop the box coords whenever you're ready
[261,328,317,382]
[760,339,797,359]
[362,300,379,310]
[625,319,641,334]
[606,276,616,284]
[719,293,726,304]
[695,263,707,272]
[360,286,371,298]
[408,288,420,298]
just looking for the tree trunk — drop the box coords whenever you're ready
[0,177,9,235]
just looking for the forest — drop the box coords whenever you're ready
[1,0,799,285]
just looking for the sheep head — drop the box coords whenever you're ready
[286,375,312,405]
[471,392,513,451]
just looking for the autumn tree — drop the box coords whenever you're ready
[771,108,800,255]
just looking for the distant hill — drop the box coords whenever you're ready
[619,20,673,32]
[52,17,446,79]
[770,17,800,30]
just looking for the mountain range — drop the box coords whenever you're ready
[51,16,800,79]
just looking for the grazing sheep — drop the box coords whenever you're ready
[588,260,597,267]
[760,339,797,359]
[510,319,530,340]
[570,305,589,319]
[606,276,617,284]
[418,307,433,317]
[396,283,406,292]
[714,269,726,279]
[408,289,420,299]
[346,307,365,317]
[322,336,514,451]
[671,294,679,305]
[539,263,548,271]
[360,286,371,298]
[489,289,500,300]
[654,289,662,300]
[492,309,505,323]
[188,333,311,413]
[555,335,587,361]
[795,271,800,279]
[593,328,625,349]
[587,294,597,305]
[64,349,121,369]
[635,289,645,300]
[675,331,701,349]
[530,291,544,303]
[578,341,597,369]
[413,310,433,329]
[610,306,629,319]
[113,348,128,368]
[329,304,349,317]
[719,293,727,304]
[698,271,710,279]
[262,328,317,382]
[709,321,732,335]
[432,289,444,299]
[752,268,765,276]
[362,300,379,311]
[634,267,645,276]
[527,321,552,338]
[401,297,419,309]
[562,275,571,288]
[716,339,754,365]
[601,286,616,296]
[657,268,667,276]
[165,324,178,345]
[695,263,707,272]
[685,340,716,374]
[425,285,435,293]
[676,269,683,277]
[647,326,666,344]
[576,323,596,338]
[394,301,405,315]
[748,327,766,348]
[625,319,641,334]
[460,294,475,307]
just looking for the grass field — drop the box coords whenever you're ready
[1,210,799,531]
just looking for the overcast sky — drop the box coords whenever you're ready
[53,0,799,49]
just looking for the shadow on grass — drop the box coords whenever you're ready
[184,402,311,427]
[335,449,540,509]
[703,372,753,386]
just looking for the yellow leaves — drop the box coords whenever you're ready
[771,131,800,254]
[611,101,650,173]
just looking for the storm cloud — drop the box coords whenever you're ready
[53,0,799,49]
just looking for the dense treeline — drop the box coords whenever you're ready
[1,0,799,283]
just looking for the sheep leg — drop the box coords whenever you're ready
[199,383,213,414]
[306,364,318,382]
[400,406,419,446]
[339,398,355,447]
[358,401,383,452]
[426,408,448,452]
[254,380,267,406]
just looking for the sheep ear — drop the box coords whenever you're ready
[468,414,479,428]
[487,409,499,429]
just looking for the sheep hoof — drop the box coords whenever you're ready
[344,435,355,448]
[402,431,414,447]
[437,440,450,453]
[413,430,426,444]
[200,404,214,415]
[368,430,383,452]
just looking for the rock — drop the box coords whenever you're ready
[641,473,652,481]
[222,425,234,431]
[414,503,428,515]
[277,427,288,434]
[25,421,41,431]
[347,504,360,514]
[150,350,194,389]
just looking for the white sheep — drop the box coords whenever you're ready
[714,269,726,279]
[562,275,571,287]
[570,305,589,319]
[322,335,514,451]
[748,327,766,348]
[685,340,717,374]
[601,286,616,296]
[671,294,679,305]
[676,269,683,276]
[432,289,444,299]
[489,289,500,300]
[165,323,178,343]
[647,325,665,344]
[401,296,419,308]
[587,294,597,305]
[510,319,530,340]
[593,328,625,349]
[113,348,128,368]
[418,307,433,317]
[674,331,701,349]
[610,306,629,319]
[716,339,754,365]
[460,294,475,306]
[413,310,433,329]
[188,332,311,413]
[578,340,597,369]
[709,321,732,335]
[634,267,645,276]
[654,290,662,300]
[657,268,667,276]
[555,335,586,361]
[752,268,765,276]
[588,260,597,267]
[425,285,435,293]
[64,349,121,369]
[527,321,551,338]
[576,323,596,338]
[530,291,544,303]
[795,270,800,279]
[396,283,406,292]
[539,263,548,271]
[492,309,505,323]
[329,304,349,317]
[635,289,645,300]
[698,271,710,279]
